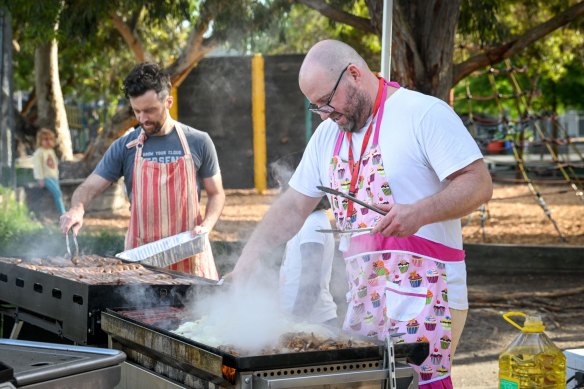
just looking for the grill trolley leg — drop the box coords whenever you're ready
[9,320,23,339]
[384,336,397,389]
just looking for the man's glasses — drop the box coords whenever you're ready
[308,64,351,115]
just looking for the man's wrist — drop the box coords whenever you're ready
[70,203,85,215]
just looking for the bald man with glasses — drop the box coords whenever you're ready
[232,39,492,388]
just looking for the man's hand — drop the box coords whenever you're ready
[225,254,260,281]
[371,202,423,238]
[37,179,45,188]
[60,206,84,235]
[191,225,209,236]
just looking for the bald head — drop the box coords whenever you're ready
[298,40,381,132]
[299,40,370,89]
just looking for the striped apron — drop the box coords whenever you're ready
[329,81,463,388]
[124,125,218,280]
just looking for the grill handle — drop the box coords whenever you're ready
[246,365,417,388]
[250,369,388,388]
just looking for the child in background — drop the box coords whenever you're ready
[272,152,338,326]
[32,128,66,215]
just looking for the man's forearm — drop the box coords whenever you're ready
[70,174,113,212]
[201,192,225,230]
[235,189,320,274]
[416,161,492,226]
[70,182,101,212]
[61,174,112,234]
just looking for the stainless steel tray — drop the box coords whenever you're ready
[115,232,207,268]
[0,339,125,387]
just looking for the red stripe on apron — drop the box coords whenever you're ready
[125,125,218,280]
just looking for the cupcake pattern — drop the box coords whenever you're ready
[327,83,457,386]
[339,248,454,384]
[328,149,394,231]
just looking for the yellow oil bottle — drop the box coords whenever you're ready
[499,311,566,388]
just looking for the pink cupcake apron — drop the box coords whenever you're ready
[329,79,464,388]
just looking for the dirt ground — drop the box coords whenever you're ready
[79,183,584,388]
[81,183,584,245]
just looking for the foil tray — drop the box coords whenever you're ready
[115,232,207,268]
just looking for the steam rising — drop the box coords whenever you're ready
[178,266,337,353]
[173,154,348,353]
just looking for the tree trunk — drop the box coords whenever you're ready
[0,7,16,187]
[34,39,73,160]
[390,0,461,100]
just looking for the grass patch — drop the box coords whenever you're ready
[0,186,124,257]
[0,227,125,258]
[0,186,43,250]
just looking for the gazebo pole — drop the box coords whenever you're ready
[380,0,393,80]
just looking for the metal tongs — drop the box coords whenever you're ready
[317,186,387,216]
[65,229,79,263]
[316,185,386,235]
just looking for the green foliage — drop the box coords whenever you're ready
[57,0,192,41]
[5,0,583,123]
[538,58,584,112]
[78,230,125,257]
[459,0,509,47]
[453,54,584,117]
[0,0,62,44]
[0,187,43,249]
[454,0,584,115]
[0,224,125,258]
[0,187,124,257]
[234,1,381,68]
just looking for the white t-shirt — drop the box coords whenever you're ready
[289,87,484,310]
[279,210,338,323]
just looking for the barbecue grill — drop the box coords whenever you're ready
[0,256,217,345]
[102,307,428,388]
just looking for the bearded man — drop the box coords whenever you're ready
[231,40,492,387]
[60,62,224,279]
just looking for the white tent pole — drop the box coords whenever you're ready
[380,0,393,80]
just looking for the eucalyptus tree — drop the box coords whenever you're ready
[6,0,277,169]
[290,0,584,101]
[3,0,74,159]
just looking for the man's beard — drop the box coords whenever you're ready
[336,85,372,133]
[142,120,163,136]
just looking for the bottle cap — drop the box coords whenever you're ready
[503,311,545,332]
[523,315,545,332]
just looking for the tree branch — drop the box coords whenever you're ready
[165,3,219,86]
[295,0,376,34]
[453,1,584,86]
[110,11,150,63]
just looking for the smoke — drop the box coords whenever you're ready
[171,153,354,354]
[178,265,337,354]
[269,152,302,192]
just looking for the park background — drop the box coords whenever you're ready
[0,1,583,388]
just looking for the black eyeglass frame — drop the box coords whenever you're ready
[308,64,351,115]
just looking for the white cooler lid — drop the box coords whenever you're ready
[565,348,584,370]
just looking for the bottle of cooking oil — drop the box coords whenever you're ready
[499,311,566,388]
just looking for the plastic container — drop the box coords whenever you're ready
[499,311,566,388]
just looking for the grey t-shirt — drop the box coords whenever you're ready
[94,123,220,199]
